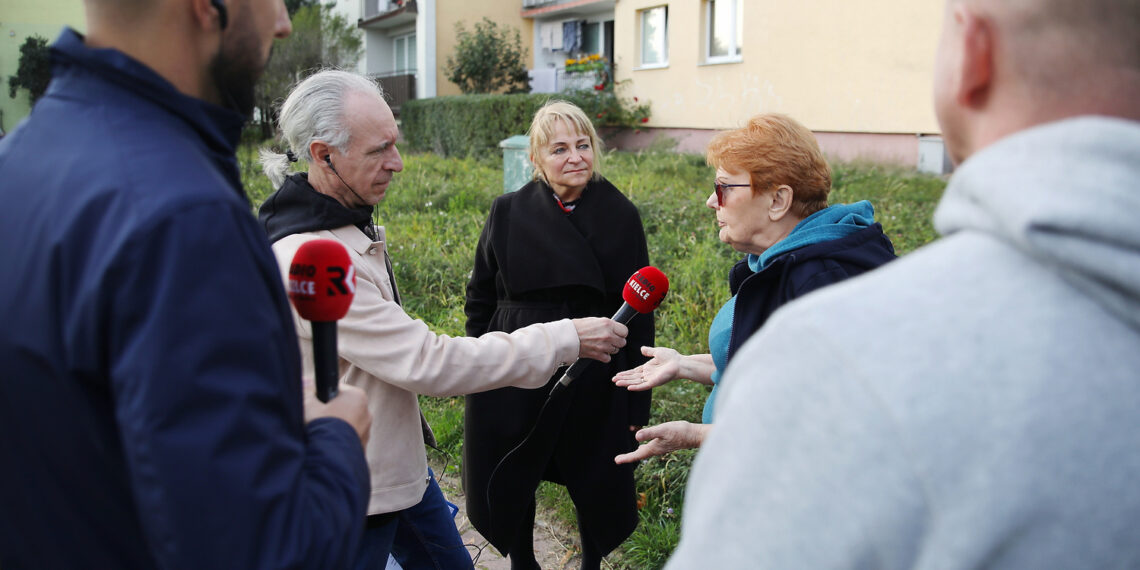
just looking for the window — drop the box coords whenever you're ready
[394,33,416,74]
[583,21,602,55]
[706,0,742,62]
[639,6,668,67]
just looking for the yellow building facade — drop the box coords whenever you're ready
[359,0,533,105]
[435,0,534,97]
[612,0,945,166]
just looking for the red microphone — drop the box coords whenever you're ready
[550,266,669,396]
[288,239,356,402]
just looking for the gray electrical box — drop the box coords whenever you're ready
[500,135,534,193]
[917,135,953,175]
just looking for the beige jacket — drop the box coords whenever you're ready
[271,225,580,515]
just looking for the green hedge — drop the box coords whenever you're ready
[401,90,650,157]
[401,93,549,157]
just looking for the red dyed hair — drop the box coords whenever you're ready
[705,113,831,218]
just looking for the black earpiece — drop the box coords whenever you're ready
[210,0,228,30]
[325,156,337,172]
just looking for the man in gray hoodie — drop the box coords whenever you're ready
[667,0,1140,568]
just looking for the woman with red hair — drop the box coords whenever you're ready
[612,113,897,463]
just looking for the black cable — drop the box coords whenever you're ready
[328,160,380,227]
[483,387,562,559]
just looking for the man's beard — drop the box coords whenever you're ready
[208,29,269,117]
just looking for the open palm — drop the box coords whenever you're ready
[612,346,683,391]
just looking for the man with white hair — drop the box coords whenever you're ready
[667,0,1140,567]
[0,0,374,567]
[257,69,629,569]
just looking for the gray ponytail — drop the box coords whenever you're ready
[259,148,293,189]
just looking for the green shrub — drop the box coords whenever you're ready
[402,91,651,158]
[445,18,530,95]
[562,84,651,131]
[8,35,52,104]
[401,93,546,157]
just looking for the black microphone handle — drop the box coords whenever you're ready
[611,302,639,326]
[549,302,641,397]
[311,320,340,403]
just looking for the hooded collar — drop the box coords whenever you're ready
[259,173,375,243]
[751,200,878,271]
[935,116,1140,330]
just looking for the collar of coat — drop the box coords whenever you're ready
[51,28,248,197]
[501,177,644,298]
[258,173,375,243]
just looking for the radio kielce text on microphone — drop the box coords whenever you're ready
[288,239,356,402]
[550,266,669,396]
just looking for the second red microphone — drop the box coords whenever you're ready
[288,239,356,402]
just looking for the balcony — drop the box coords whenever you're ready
[372,72,416,116]
[360,0,417,29]
[521,0,614,18]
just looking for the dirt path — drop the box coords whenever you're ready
[433,470,586,570]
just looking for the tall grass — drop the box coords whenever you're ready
[240,145,946,568]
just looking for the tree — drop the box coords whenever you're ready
[8,35,52,104]
[445,18,530,95]
[284,0,318,16]
[254,3,363,139]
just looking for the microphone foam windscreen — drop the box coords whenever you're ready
[622,266,669,313]
[288,239,356,322]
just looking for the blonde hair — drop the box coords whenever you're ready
[527,100,604,182]
[705,113,831,219]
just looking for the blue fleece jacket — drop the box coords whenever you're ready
[703,202,895,423]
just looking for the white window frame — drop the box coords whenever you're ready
[638,6,669,69]
[705,0,742,64]
[393,32,416,74]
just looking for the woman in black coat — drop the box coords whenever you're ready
[463,100,654,570]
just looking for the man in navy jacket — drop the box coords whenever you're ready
[0,0,372,567]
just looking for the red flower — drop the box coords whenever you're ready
[633,97,639,102]
[594,84,605,91]
[640,117,649,123]
[596,113,603,118]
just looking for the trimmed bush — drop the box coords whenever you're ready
[401,90,652,157]
[401,93,547,157]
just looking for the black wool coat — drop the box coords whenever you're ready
[462,177,654,556]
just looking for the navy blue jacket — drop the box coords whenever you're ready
[0,29,368,569]
[727,223,897,359]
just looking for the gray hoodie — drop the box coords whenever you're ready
[668,117,1140,570]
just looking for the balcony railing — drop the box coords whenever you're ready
[372,72,416,116]
[363,0,409,22]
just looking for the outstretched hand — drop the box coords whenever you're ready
[614,421,707,464]
[612,346,683,391]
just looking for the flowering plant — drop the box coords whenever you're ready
[562,78,651,130]
[564,53,606,74]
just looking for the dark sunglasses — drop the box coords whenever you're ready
[714,182,751,206]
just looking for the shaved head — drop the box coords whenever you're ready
[988,0,1140,89]
[934,0,1140,163]
[84,0,157,21]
